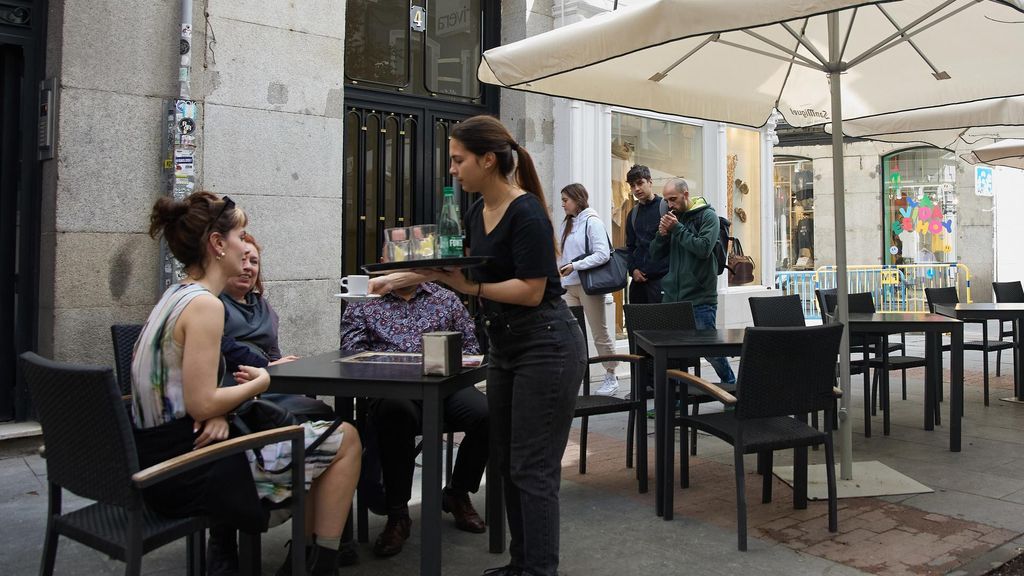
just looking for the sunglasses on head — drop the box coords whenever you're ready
[214,196,235,223]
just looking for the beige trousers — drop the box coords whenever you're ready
[562,283,618,373]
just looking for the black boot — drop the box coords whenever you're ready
[207,524,239,576]
[309,538,341,576]
[274,540,311,576]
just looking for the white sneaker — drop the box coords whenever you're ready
[596,373,619,396]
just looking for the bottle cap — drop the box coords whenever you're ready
[443,186,454,196]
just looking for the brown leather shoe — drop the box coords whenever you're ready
[442,488,487,533]
[373,516,411,557]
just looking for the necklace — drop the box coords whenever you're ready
[483,187,519,212]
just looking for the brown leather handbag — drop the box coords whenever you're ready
[727,237,755,286]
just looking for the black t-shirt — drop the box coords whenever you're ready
[465,193,564,316]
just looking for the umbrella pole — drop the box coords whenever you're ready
[828,12,854,480]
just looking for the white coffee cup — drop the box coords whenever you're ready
[340,275,370,296]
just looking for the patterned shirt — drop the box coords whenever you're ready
[340,282,480,354]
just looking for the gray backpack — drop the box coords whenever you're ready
[629,197,669,235]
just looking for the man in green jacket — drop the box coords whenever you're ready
[649,178,735,384]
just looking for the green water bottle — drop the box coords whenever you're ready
[438,186,463,258]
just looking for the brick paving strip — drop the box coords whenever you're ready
[560,428,1019,576]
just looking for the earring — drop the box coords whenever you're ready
[216,251,225,261]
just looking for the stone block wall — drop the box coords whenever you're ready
[40,0,346,365]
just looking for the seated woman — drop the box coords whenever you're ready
[212,231,349,572]
[220,232,298,373]
[133,192,361,576]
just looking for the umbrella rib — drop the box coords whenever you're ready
[780,20,828,66]
[741,28,823,69]
[876,4,947,79]
[648,34,719,82]
[715,37,825,71]
[846,0,965,69]
[773,20,811,110]
[839,7,858,63]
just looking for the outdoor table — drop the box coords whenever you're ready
[634,328,745,521]
[933,303,1024,401]
[845,313,964,451]
[267,350,499,576]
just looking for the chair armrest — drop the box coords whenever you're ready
[132,425,305,489]
[38,445,45,459]
[588,353,644,365]
[666,369,736,405]
[833,386,843,398]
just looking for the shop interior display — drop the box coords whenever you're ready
[774,162,814,271]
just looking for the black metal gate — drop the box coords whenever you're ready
[341,99,483,274]
[0,0,43,421]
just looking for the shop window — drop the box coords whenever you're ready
[345,0,410,88]
[609,112,703,336]
[610,113,703,248]
[773,157,815,271]
[882,148,958,266]
[425,0,482,98]
[725,127,762,285]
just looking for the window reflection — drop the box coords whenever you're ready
[345,0,410,87]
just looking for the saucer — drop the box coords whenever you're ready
[334,293,382,302]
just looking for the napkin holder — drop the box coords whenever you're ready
[422,331,462,376]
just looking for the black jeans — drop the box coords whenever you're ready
[484,300,585,576]
[628,277,663,304]
[370,386,489,515]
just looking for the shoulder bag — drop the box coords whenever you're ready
[230,397,343,474]
[727,237,755,286]
[574,217,629,295]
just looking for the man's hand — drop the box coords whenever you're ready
[658,211,678,236]
[632,269,647,283]
[369,271,433,295]
[194,416,230,449]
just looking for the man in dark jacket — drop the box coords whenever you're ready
[625,164,669,303]
[650,178,735,385]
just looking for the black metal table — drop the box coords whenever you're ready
[846,313,964,451]
[934,303,1024,400]
[634,328,745,521]
[268,350,499,576]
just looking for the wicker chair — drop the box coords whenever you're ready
[669,324,844,551]
[993,281,1024,376]
[842,292,928,433]
[925,286,1013,405]
[748,294,806,328]
[568,306,646,488]
[623,301,737,459]
[748,294,836,434]
[110,324,143,396]
[20,352,307,576]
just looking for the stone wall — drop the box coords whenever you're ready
[40,0,346,364]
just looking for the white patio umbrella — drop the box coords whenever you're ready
[479,0,1024,479]
[835,96,1024,150]
[963,139,1024,169]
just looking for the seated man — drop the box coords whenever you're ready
[341,281,488,558]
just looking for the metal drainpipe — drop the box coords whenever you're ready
[160,0,199,289]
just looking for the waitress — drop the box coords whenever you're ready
[371,114,585,576]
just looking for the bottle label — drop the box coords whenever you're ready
[440,235,463,257]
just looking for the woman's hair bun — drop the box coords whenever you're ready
[149,196,190,239]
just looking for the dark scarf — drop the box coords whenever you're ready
[221,292,277,362]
